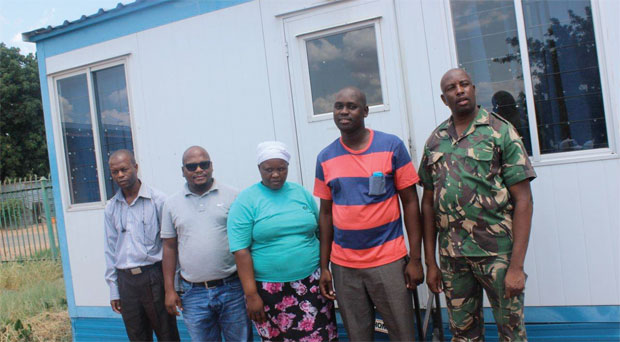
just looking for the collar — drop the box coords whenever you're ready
[339,128,374,154]
[184,179,219,197]
[440,106,489,141]
[112,180,152,204]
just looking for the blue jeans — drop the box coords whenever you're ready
[180,277,252,342]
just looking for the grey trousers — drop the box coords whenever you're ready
[332,257,416,341]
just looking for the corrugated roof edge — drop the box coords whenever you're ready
[22,0,170,43]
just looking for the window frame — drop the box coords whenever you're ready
[50,56,136,211]
[296,18,390,122]
[444,0,618,166]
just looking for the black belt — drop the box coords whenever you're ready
[118,261,161,275]
[182,271,238,289]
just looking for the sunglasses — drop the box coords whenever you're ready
[184,161,211,171]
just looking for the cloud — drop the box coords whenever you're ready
[59,95,92,125]
[306,26,384,113]
[2,7,57,55]
[36,8,57,28]
[306,26,379,71]
[307,38,340,64]
[59,96,90,125]
[453,10,512,34]
[60,96,74,119]
[312,95,334,114]
[101,109,131,127]
[342,28,377,60]
[107,88,127,105]
[11,32,22,43]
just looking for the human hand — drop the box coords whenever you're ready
[405,258,424,289]
[504,267,526,298]
[319,268,336,300]
[246,293,267,323]
[110,299,122,314]
[426,263,443,293]
[165,290,183,316]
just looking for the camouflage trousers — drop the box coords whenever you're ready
[440,254,527,342]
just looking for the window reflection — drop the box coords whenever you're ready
[93,65,134,199]
[57,74,101,204]
[305,26,383,115]
[451,0,608,155]
[450,0,533,154]
[57,64,135,204]
[522,0,608,153]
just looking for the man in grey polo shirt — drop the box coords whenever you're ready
[161,145,252,341]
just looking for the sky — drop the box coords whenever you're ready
[1,0,130,55]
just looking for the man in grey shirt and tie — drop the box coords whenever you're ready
[162,145,252,341]
[103,149,179,341]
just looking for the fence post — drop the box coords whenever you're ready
[40,177,58,259]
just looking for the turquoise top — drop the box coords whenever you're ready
[227,182,319,282]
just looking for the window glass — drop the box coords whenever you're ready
[57,74,101,204]
[522,0,607,153]
[93,65,134,199]
[450,0,533,154]
[305,26,383,115]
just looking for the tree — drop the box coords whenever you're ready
[0,42,49,180]
[494,6,606,153]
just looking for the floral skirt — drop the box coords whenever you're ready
[254,268,338,342]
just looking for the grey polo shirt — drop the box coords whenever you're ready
[161,180,238,282]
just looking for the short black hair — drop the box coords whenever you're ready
[109,149,136,164]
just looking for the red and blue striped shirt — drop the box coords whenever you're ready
[314,129,419,268]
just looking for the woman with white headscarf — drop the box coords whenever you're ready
[228,141,338,341]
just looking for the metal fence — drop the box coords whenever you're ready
[0,175,59,262]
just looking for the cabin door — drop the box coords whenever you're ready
[284,0,411,188]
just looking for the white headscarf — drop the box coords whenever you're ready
[256,141,291,165]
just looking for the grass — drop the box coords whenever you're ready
[0,259,71,341]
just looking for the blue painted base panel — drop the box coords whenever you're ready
[72,316,619,341]
[441,323,620,341]
[72,313,356,341]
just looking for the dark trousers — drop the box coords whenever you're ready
[332,258,416,341]
[117,263,180,342]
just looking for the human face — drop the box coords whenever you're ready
[182,148,213,190]
[258,158,288,190]
[440,69,477,117]
[333,88,369,134]
[109,154,138,191]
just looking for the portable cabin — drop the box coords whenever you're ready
[23,0,619,340]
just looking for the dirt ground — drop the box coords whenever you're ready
[0,310,71,342]
[0,223,59,260]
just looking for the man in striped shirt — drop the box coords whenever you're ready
[314,87,424,341]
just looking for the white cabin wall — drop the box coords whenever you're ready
[43,0,620,310]
[528,160,620,307]
[260,0,620,308]
[46,34,142,307]
[404,0,620,308]
[45,1,279,307]
[256,0,310,186]
[393,0,447,163]
[133,0,279,193]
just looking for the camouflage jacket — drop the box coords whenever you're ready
[418,107,536,257]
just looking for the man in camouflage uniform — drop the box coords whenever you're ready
[419,68,536,342]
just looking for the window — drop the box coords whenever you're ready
[304,24,385,116]
[449,0,609,158]
[55,62,134,205]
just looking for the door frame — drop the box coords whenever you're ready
[280,0,413,186]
